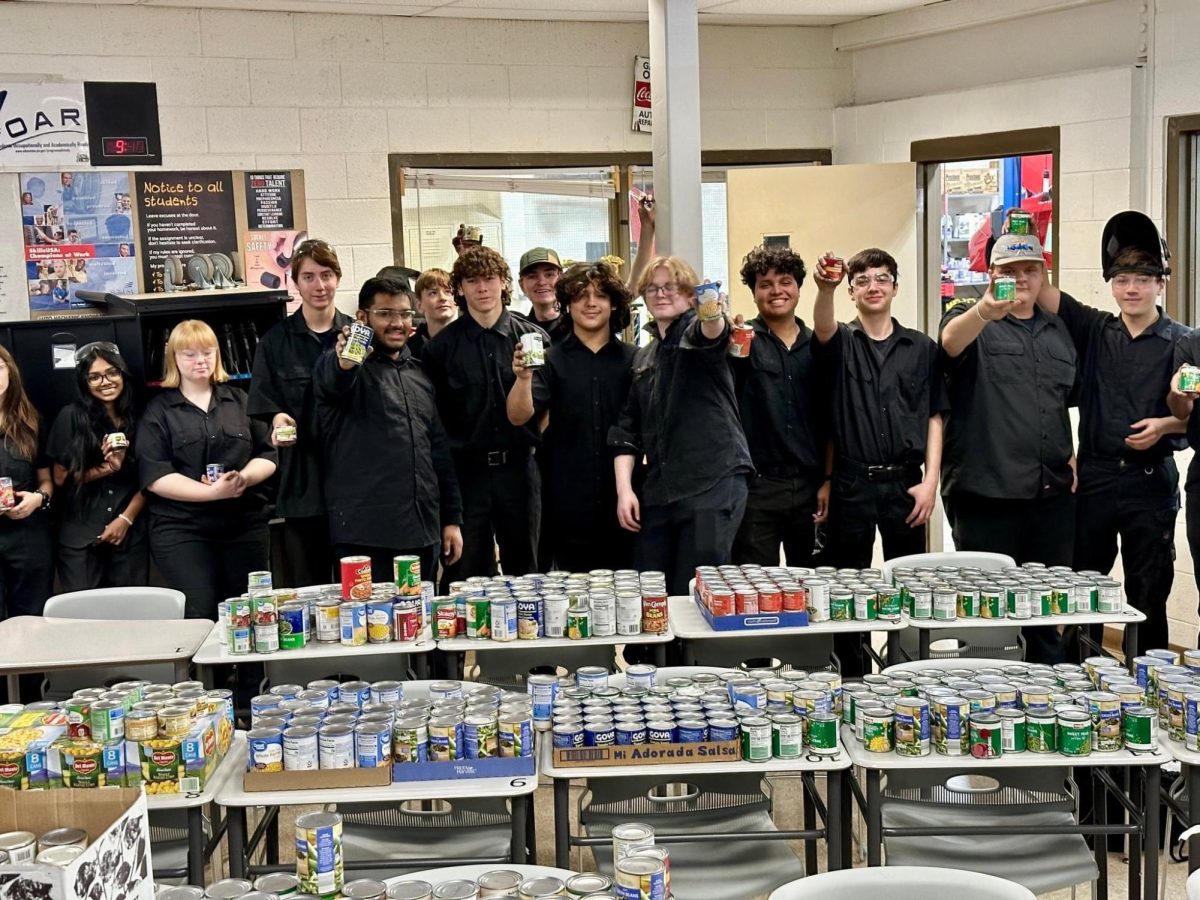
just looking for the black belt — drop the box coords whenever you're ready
[755,465,821,480]
[838,458,917,482]
[1080,455,1171,473]
[455,448,531,467]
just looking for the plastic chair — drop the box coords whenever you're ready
[768,865,1035,899]
[684,634,835,672]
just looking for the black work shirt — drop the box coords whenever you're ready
[137,385,276,525]
[531,332,635,527]
[46,407,142,549]
[314,347,463,550]
[421,309,547,456]
[1057,295,1187,466]
[940,303,1076,499]
[1172,333,1200,492]
[247,308,353,518]
[609,311,753,506]
[0,418,49,533]
[407,322,432,360]
[813,318,947,467]
[730,316,826,477]
[517,309,571,345]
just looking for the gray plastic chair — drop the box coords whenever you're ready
[769,865,1035,899]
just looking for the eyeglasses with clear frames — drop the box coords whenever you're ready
[851,273,896,288]
[1112,274,1157,289]
[178,348,216,363]
[370,309,415,322]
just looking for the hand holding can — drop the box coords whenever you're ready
[1180,365,1200,394]
[519,332,545,368]
[205,463,225,483]
[339,322,373,367]
[816,252,844,284]
[695,281,725,322]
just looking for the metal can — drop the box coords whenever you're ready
[254,621,279,654]
[584,721,615,747]
[807,711,838,755]
[283,726,319,771]
[89,699,124,743]
[355,722,392,768]
[340,321,373,366]
[393,555,421,596]
[1008,211,1034,236]
[466,597,490,639]
[1057,708,1092,757]
[499,709,533,758]
[318,723,355,769]
[490,599,517,642]
[430,596,456,639]
[993,276,1017,302]
[853,588,877,621]
[931,584,957,621]
[279,602,307,650]
[392,718,429,764]
[612,822,655,864]
[894,697,930,757]
[340,602,367,646]
[314,598,340,642]
[392,602,421,642]
[956,585,980,618]
[552,722,584,749]
[0,832,35,864]
[516,597,543,640]
[543,594,569,637]
[519,331,545,367]
[0,478,14,511]
[295,811,343,897]
[340,555,373,600]
[876,584,902,622]
[366,598,393,643]
[969,713,1002,759]
[567,604,592,639]
[1049,582,1072,615]
[805,579,829,621]
[565,873,614,898]
[616,591,642,636]
[641,592,668,634]
[206,463,226,482]
[863,708,894,752]
[1123,705,1158,752]
[740,716,772,762]
[677,718,708,743]
[248,727,284,772]
[909,586,932,619]
[1097,579,1123,614]
[1026,709,1058,753]
[1086,691,1122,752]
[997,708,1026,753]
[254,874,300,897]
[125,708,158,742]
[932,696,969,756]
[1181,365,1200,393]
[615,856,666,900]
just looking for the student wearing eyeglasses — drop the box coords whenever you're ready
[248,239,353,588]
[137,320,277,620]
[315,277,463,581]
[46,342,147,591]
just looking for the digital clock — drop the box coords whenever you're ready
[102,136,149,157]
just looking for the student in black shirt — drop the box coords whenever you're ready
[516,248,570,344]
[813,248,946,568]
[138,320,277,619]
[47,342,147,591]
[422,246,547,587]
[408,268,457,360]
[609,256,753,596]
[1036,219,1185,656]
[316,277,463,582]
[0,345,53,620]
[248,239,352,587]
[730,245,829,567]
[508,261,635,571]
[940,233,1077,662]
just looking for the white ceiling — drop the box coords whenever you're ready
[9,0,939,25]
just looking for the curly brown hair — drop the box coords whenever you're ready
[739,245,806,291]
[556,262,633,334]
[451,246,513,309]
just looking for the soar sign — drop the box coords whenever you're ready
[0,84,89,168]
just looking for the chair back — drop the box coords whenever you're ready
[44,587,185,620]
[769,866,1035,899]
[882,551,1016,582]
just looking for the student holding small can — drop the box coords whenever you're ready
[315,276,463,582]
[515,247,569,345]
[138,320,277,619]
[47,342,148,591]
[248,239,353,588]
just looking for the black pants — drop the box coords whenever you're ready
[441,452,540,591]
[333,543,437,591]
[1185,490,1200,650]
[547,516,634,573]
[1075,460,1177,656]
[944,490,1076,664]
[0,517,55,619]
[636,474,749,597]
[828,466,927,569]
[732,473,821,567]
[151,517,271,620]
[57,525,149,593]
[281,515,335,588]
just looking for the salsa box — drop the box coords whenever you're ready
[552,740,740,768]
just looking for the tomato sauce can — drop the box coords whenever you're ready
[340,556,373,600]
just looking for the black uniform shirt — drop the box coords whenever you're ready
[46,407,142,549]
[421,309,547,456]
[407,322,432,360]
[0,418,48,533]
[137,384,276,525]
[730,316,826,477]
[813,318,947,467]
[1172,333,1200,492]
[1057,294,1187,464]
[531,331,635,526]
[314,347,463,550]
[247,308,353,519]
[517,308,571,344]
[609,311,753,506]
[940,302,1076,499]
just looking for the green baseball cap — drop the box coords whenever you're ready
[519,247,562,274]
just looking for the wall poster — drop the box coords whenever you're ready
[134,171,237,292]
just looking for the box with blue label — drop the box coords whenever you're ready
[390,755,535,783]
[693,591,809,631]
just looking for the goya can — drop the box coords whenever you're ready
[740,716,772,762]
[1057,708,1092,757]
[969,713,1002,759]
[516,597,543,640]
[339,556,372,600]
[339,321,373,367]
[295,811,343,897]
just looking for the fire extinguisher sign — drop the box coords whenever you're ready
[632,56,652,133]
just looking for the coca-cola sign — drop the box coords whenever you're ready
[632,56,652,133]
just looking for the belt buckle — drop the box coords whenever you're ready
[866,465,884,481]
[487,450,506,466]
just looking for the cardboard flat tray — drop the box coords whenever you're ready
[390,756,535,782]
[242,755,536,790]
[552,740,740,768]
[694,591,809,631]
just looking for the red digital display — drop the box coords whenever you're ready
[102,137,149,157]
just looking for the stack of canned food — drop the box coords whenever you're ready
[0,679,233,792]
[246,679,534,775]
[695,562,1124,624]
[433,570,669,643]
[1127,646,1200,749]
[0,827,90,867]
[842,657,1164,759]
[546,664,840,761]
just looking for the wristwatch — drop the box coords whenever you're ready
[34,489,50,510]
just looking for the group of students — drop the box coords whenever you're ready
[0,207,1196,669]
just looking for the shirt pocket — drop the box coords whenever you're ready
[279,366,313,412]
[982,337,1026,383]
[899,370,929,414]
[1041,340,1077,391]
[220,423,253,467]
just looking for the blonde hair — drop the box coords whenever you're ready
[161,319,229,388]
[636,255,700,300]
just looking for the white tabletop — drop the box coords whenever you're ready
[906,605,1145,630]
[0,616,211,673]
[192,621,434,666]
[841,724,1170,771]
[538,732,850,780]
[147,731,246,810]
[668,596,905,640]
[384,864,579,885]
[883,657,1053,675]
[1159,735,1200,766]
[214,737,537,808]
[437,629,673,652]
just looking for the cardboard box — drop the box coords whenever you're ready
[552,741,740,768]
[693,592,809,631]
[138,713,226,796]
[0,787,153,900]
[243,766,391,792]
[244,755,536,790]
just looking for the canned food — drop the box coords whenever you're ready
[1008,211,1034,235]
[0,831,35,863]
[295,811,343,897]
[997,708,1026,753]
[366,598,393,643]
[318,724,355,769]
[993,276,1017,302]
[393,554,421,595]
[519,331,546,367]
[553,722,584,749]
[314,598,340,643]
[499,709,533,758]
[932,696,969,756]
[490,598,517,642]
[611,822,655,864]
[1057,708,1092,757]
[565,873,614,897]
[863,709,894,753]
[740,716,772,762]
[466,597,491,639]
[126,708,159,741]
[340,602,367,646]
[248,727,284,772]
[89,699,124,742]
[387,882,434,900]
[340,321,373,366]
[428,718,460,761]
[279,602,307,650]
[340,556,373,600]
[206,463,225,482]
[1124,705,1158,751]
[567,604,592,639]
[895,698,930,757]
[969,713,1002,758]
[807,711,838,755]
[516,597,543,640]
[205,880,252,900]
[614,856,666,900]
[254,873,300,896]
[1180,365,1200,393]
[283,726,319,771]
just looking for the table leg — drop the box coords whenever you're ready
[1126,623,1139,663]
[526,793,538,866]
[802,777,817,875]
[6,674,19,703]
[511,795,528,864]
[1145,764,1160,900]
[1094,769,1108,900]
[1190,763,1200,874]
[1129,766,1143,900]
[187,805,205,885]
[197,664,213,690]
[885,631,899,668]
[918,630,930,661]
[174,659,190,682]
[866,769,882,867]
[413,653,428,681]
[266,808,279,866]
[825,770,842,873]
[554,778,570,869]
[227,807,247,878]
[841,768,853,870]
[653,643,667,668]
[681,639,696,667]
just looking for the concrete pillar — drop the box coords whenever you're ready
[648,0,703,267]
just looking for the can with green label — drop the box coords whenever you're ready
[1030,583,1053,617]
[1008,211,1034,235]
[1057,708,1092,757]
[979,585,1003,619]
[863,709,894,753]
[956,586,980,618]
[1026,710,1058,753]
[1122,705,1157,752]
[466,598,491,640]
[771,713,803,759]
[993,277,1017,302]
[969,713,1002,758]
[807,712,839,755]
[853,589,877,621]
[830,589,853,621]
[1049,583,1072,616]
[933,585,957,621]
[741,716,772,762]
[998,708,1026,753]
[876,585,902,622]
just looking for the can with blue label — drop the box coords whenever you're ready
[553,722,584,748]
[528,673,558,729]
[279,602,307,650]
[463,715,498,759]
[248,727,284,772]
[585,721,615,747]
[646,720,677,743]
[498,709,533,758]
[339,601,367,646]
[676,719,708,742]
[368,680,403,706]
[616,722,648,745]
[250,694,282,724]
[707,717,739,742]
[625,664,657,691]
[490,598,518,643]
[339,681,370,708]
[516,597,543,640]
[729,682,767,711]
[616,856,666,900]
[354,721,391,768]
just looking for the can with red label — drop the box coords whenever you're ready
[392,601,421,642]
[708,588,734,617]
[433,597,457,639]
[733,586,758,615]
[0,478,14,510]
[642,591,669,632]
[820,254,844,281]
[728,325,755,358]
[340,556,372,600]
[779,584,805,613]
[757,586,783,614]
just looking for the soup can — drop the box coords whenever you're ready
[366,599,393,643]
[340,602,367,646]
[969,713,1002,759]
[340,556,373,600]
[295,811,343,897]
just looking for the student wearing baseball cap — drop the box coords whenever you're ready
[516,247,570,345]
[940,231,1078,663]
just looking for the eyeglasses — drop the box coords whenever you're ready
[86,368,123,386]
[74,341,120,363]
[644,285,677,298]
[178,348,216,362]
[369,309,415,322]
[295,239,333,256]
[1112,274,1157,288]
[850,274,896,288]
